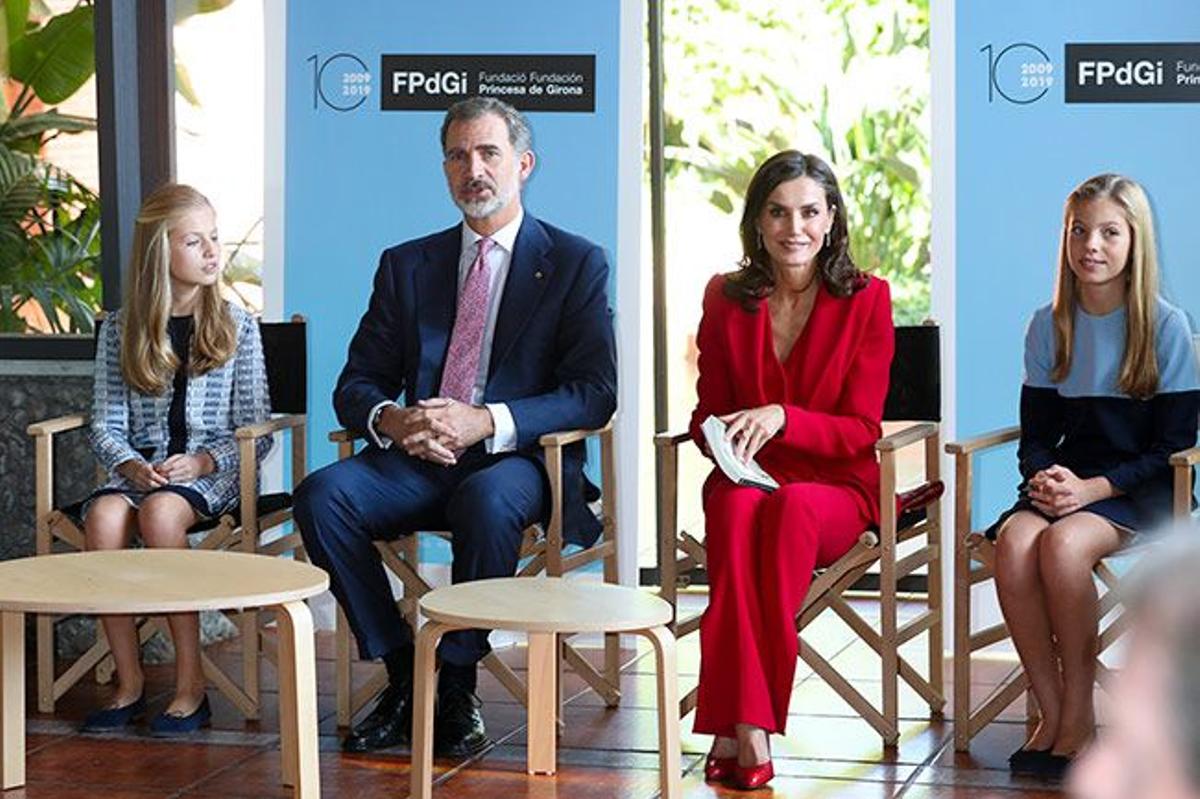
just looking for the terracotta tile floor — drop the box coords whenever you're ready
[8,597,1072,798]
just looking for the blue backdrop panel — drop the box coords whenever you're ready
[284,2,621,471]
[956,3,1200,524]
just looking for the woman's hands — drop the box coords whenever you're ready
[116,452,216,489]
[719,404,786,462]
[154,452,216,483]
[1027,464,1115,517]
[116,459,168,490]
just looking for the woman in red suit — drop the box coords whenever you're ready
[691,150,894,789]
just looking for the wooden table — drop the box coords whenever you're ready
[0,549,328,798]
[411,576,680,799]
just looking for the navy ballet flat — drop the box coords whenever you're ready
[149,695,211,736]
[81,694,146,732]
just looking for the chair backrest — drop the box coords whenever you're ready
[260,318,307,414]
[883,324,940,423]
[93,314,307,415]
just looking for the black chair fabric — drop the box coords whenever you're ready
[884,325,940,423]
[260,320,307,414]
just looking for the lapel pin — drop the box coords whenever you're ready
[534,270,544,279]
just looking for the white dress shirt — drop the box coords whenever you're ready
[368,209,523,453]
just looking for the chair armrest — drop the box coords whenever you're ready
[27,413,88,438]
[654,429,691,449]
[235,413,306,440]
[1171,446,1200,467]
[538,418,614,448]
[328,428,363,444]
[945,426,1021,456]
[876,422,938,452]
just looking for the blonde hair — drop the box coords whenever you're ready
[1051,173,1161,399]
[120,183,235,395]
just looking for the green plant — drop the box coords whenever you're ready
[0,0,100,333]
[662,0,931,323]
[0,0,236,334]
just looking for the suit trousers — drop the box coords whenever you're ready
[693,474,870,737]
[294,444,547,666]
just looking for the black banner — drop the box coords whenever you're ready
[1065,43,1200,103]
[380,54,595,112]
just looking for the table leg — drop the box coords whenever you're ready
[526,631,558,775]
[276,601,320,798]
[2,611,26,790]
[640,625,681,799]
[412,621,450,799]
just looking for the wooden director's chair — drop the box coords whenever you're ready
[656,324,947,747]
[946,334,1200,752]
[27,316,309,720]
[333,420,620,726]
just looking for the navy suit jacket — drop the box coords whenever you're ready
[333,213,618,546]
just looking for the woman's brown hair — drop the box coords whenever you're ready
[724,150,862,309]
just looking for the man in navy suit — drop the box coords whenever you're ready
[294,97,617,756]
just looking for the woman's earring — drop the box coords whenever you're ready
[756,230,764,250]
[824,229,831,248]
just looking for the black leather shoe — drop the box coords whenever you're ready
[1038,752,1075,782]
[1008,746,1052,775]
[434,684,491,757]
[342,683,412,753]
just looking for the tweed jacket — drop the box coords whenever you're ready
[89,302,272,516]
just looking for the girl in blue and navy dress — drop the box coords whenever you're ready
[81,184,272,734]
[991,173,1200,778]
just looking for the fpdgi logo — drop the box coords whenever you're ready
[391,70,468,96]
[1077,59,1163,86]
[1066,44,1200,103]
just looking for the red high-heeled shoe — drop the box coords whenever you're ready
[704,754,737,783]
[734,758,775,790]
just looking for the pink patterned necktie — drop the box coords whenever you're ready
[439,237,494,403]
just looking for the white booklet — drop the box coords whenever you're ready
[701,415,779,492]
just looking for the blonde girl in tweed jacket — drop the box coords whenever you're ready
[82,184,271,735]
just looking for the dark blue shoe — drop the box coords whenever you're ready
[149,695,211,736]
[81,694,146,732]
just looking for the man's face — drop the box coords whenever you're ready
[1070,631,1200,799]
[442,112,533,220]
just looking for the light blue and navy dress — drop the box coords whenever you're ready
[988,298,1200,538]
[86,303,272,520]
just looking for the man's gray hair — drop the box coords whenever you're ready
[1125,523,1200,788]
[440,97,533,155]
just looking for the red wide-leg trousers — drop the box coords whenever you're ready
[692,474,871,736]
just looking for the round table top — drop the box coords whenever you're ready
[0,550,328,614]
[418,577,672,633]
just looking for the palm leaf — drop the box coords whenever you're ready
[9,4,95,105]
[0,108,95,147]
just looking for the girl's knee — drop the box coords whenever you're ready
[138,495,194,548]
[84,497,132,550]
[1037,520,1104,581]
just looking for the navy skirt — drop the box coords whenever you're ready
[985,494,1140,541]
